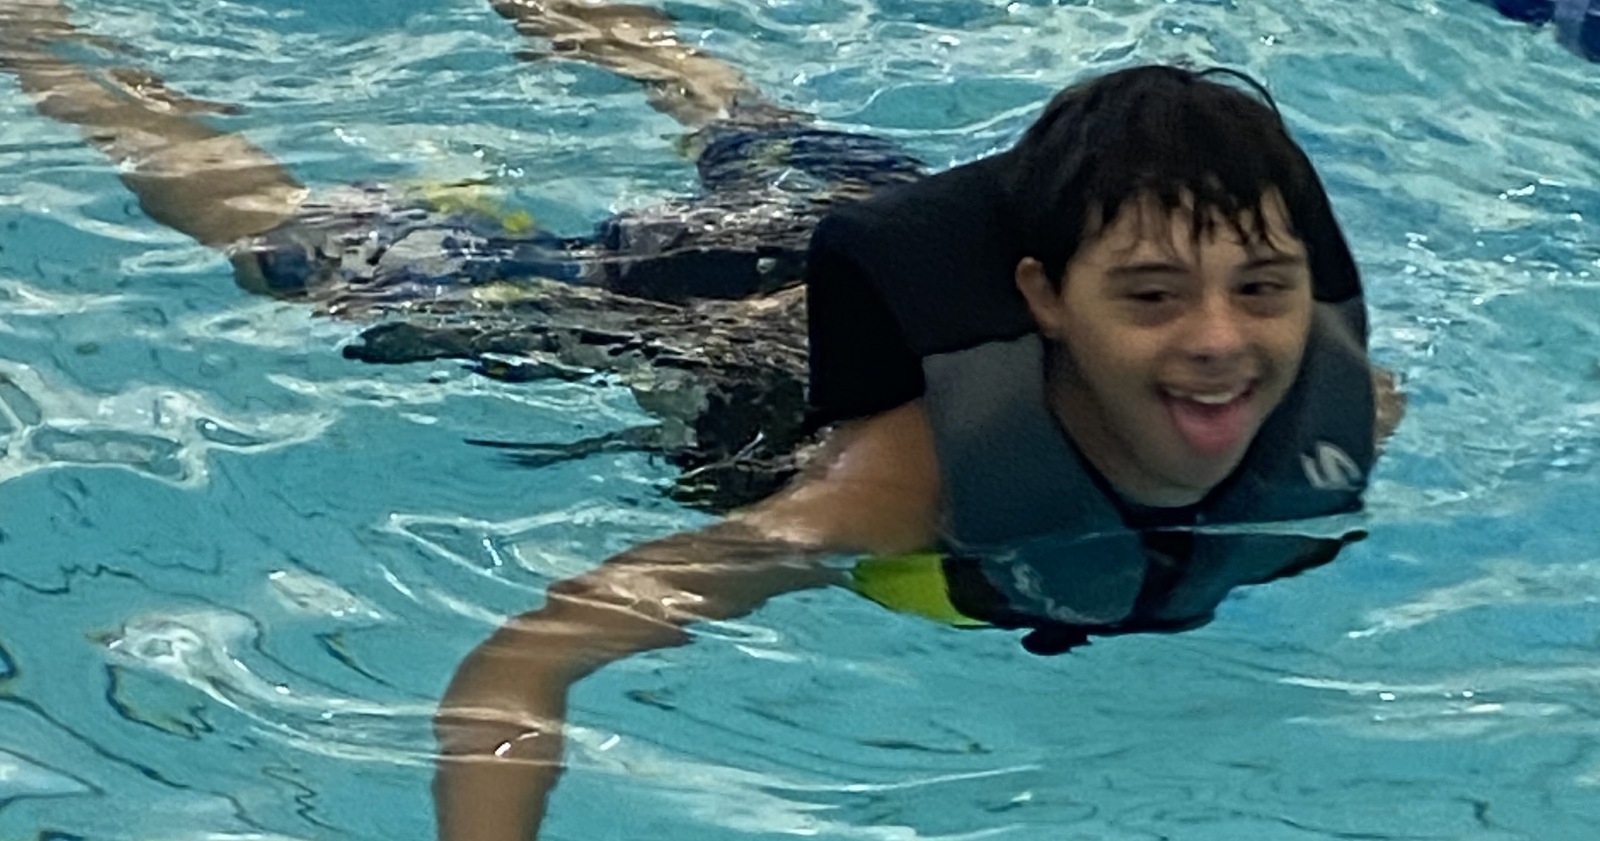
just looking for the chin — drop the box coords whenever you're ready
[1172,451,1250,497]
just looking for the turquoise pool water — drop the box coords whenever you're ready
[2,0,1599,838]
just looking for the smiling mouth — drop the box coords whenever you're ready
[1162,382,1255,405]
[1161,381,1259,456]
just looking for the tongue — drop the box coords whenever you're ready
[1166,393,1252,456]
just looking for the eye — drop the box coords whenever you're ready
[1127,289,1176,304]
[1239,278,1291,296]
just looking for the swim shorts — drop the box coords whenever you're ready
[231,117,926,312]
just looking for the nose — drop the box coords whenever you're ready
[1180,292,1248,366]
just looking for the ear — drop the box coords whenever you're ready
[1015,257,1064,336]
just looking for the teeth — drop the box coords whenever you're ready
[1167,386,1248,405]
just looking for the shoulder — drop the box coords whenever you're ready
[737,401,942,556]
[1371,365,1406,448]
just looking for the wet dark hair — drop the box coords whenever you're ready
[1006,64,1361,302]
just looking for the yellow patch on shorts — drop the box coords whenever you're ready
[406,180,538,234]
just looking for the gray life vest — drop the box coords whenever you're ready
[922,299,1375,638]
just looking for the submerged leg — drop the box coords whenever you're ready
[0,0,305,248]
[489,0,800,128]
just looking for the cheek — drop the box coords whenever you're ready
[1070,321,1155,372]
[1062,329,1159,404]
[1271,316,1315,374]
[1056,302,1162,391]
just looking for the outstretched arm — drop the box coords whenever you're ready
[432,525,840,840]
[433,401,941,841]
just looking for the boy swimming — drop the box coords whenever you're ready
[2,4,1404,840]
[432,57,1403,841]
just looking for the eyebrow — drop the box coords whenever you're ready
[1238,252,1309,271]
[1105,252,1309,281]
[1104,261,1189,282]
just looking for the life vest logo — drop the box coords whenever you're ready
[1301,442,1362,492]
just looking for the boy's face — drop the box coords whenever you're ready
[1016,191,1315,507]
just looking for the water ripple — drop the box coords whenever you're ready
[3,0,1600,838]
[0,360,332,489]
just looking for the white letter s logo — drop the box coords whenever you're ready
[1302,442,1362,492]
